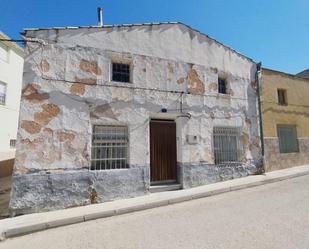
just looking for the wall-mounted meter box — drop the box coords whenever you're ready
[186,135,198,144]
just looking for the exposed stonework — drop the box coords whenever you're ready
[20,138,44,149]
[224,112,231,119]
[23,84,49,103]
[177,77,185,84]
[90,104,117,119]
[40,59,50,73]
[264,138,309,172]
[56,131,75,142]
[74,76,96,85]
[167,63,174,74]
[208,83,218,92]
[70,83,85,95]
[187,66,205,95]
[241,132,250,151]
[34,104,60,125]
[79,59,102,75]
[20,120,41,134]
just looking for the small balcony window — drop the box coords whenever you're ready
[10,139,16,148]
[218,78,227,94]
[112,63,131,83]
[0,81,7,105]
[277,89,287,105]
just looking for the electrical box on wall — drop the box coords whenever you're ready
[186,135,198,144]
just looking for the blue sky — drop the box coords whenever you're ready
[1,0,308,74]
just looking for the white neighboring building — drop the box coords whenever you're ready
[0,31,24,161]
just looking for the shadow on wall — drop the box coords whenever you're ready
[0,159,14,178]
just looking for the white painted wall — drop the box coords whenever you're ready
[15,24,261,173]
[0,36,24,159]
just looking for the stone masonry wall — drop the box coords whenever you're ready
[264,138,309,172]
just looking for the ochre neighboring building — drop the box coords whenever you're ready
[261,68,309,172]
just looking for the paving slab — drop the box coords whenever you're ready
[0,164,309,241]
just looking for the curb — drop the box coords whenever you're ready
[1,165,309,241]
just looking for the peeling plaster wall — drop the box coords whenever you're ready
[10,24,262,214]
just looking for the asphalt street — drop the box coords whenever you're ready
[1,175,309,249]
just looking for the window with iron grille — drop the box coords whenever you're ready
[0,81,6,105]
[91,125,129,170]
[277,126,299,153]
[277,89,287,105]
[218,78,227,94]
[213,127,243,164]
[112,63,130,83]
[10,139,16,148]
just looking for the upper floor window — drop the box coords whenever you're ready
[0,43,9,62]
[218,77,227,94]
[10,139,16,148]
[112,62,131,83]
[277,89,287,105]
[0,81,7,105]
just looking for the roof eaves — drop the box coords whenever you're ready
[0,31,24,57]
[263,67,309,83]
[23,21,254,63]
[23,22,181,32]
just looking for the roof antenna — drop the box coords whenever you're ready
[97,7,103,26]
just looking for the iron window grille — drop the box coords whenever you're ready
[112,63,130,83]
[277,126,299,153]
[218,78,227,94]
[277,89,287,105]
[0,82,6,105]
[213,127,243,165]
[10,139,16,148]
[91,125,129,170]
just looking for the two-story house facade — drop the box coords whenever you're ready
[261,68,309,171]
[0,31,24,177]
[10,22,262,214]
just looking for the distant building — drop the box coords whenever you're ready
[297,69,309,79]
[261,68,309,171]
[0,31,24,177]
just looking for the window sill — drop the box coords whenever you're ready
[216,93,231,98]
[279,151,299,154]
[110,80,133,85]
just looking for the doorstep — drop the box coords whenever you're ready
[1,164,309,241]
[149,183,182,193]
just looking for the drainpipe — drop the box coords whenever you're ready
[256,62,265,172]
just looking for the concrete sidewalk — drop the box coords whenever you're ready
[1,164,309,241]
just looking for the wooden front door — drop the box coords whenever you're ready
[150,120,177,183]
